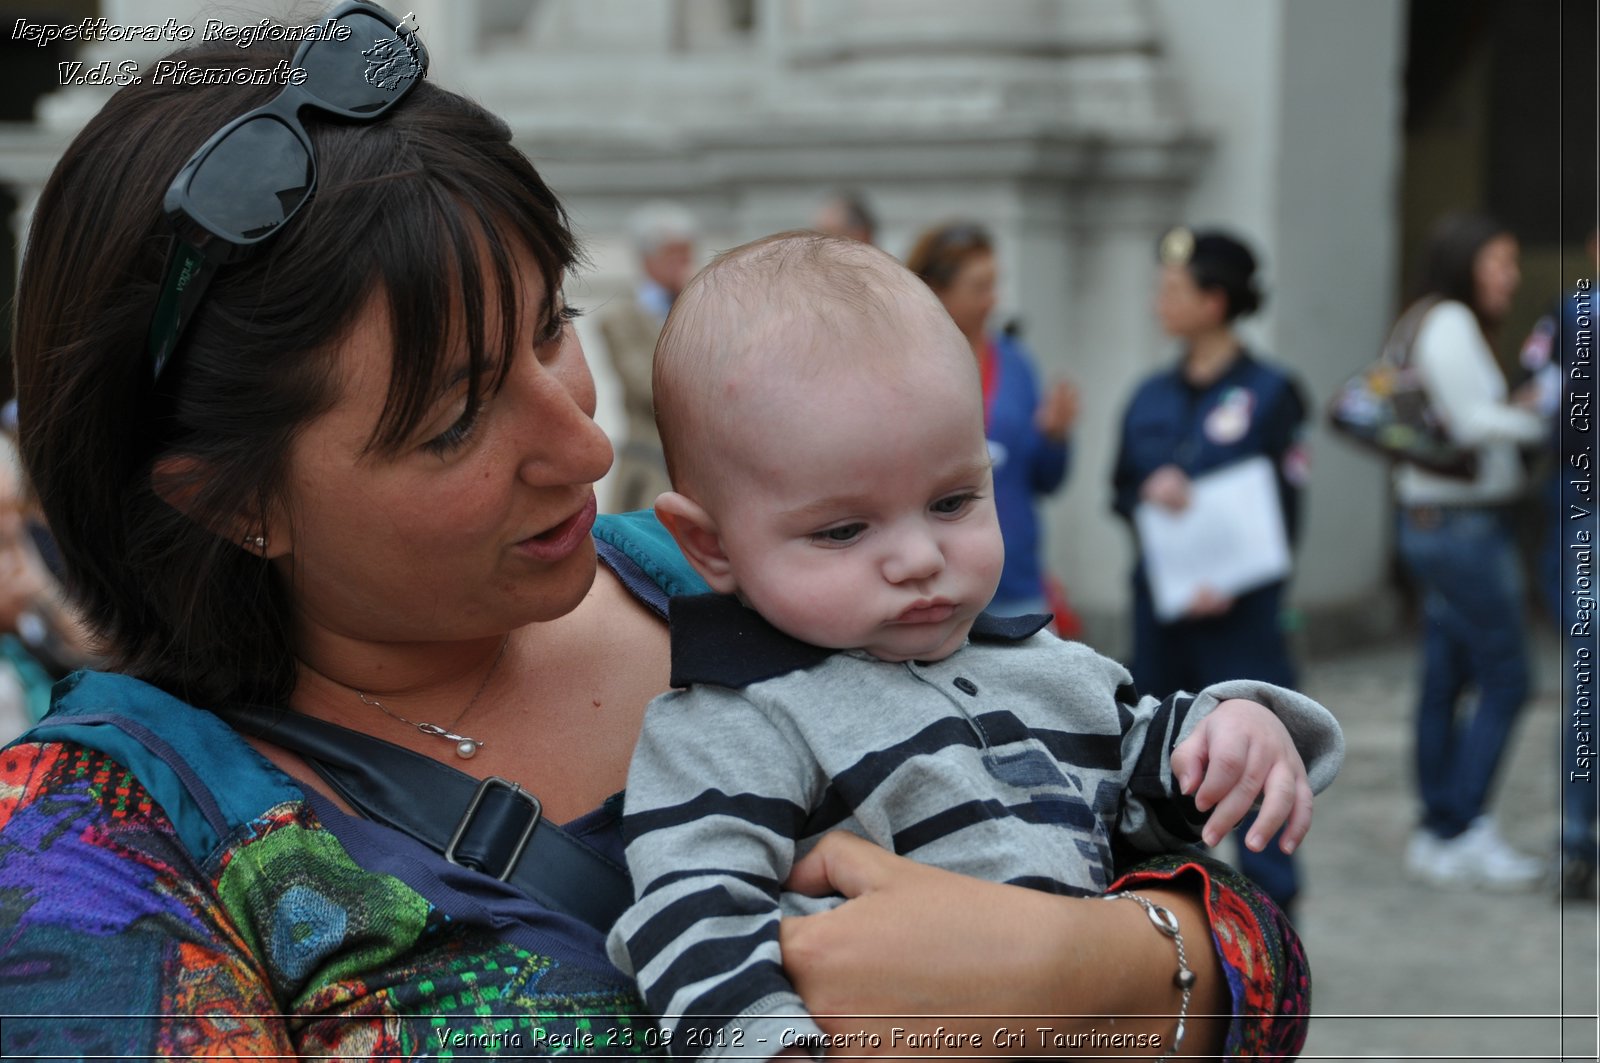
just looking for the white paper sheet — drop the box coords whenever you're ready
[1133,456,1291,622]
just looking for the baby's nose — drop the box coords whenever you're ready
[882,530,944,584]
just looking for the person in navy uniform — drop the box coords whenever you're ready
[1112,227,1312,916]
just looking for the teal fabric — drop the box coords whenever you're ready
[19,671,302,864]
[593,509,709,598]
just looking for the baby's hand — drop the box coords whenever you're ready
[1169,698,1312,853]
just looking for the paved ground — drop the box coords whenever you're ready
[1285,627,1597,1062]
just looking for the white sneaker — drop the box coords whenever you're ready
[1408,818,1543,892]
[1461,816,1545,884]
[1404,829,1440,880]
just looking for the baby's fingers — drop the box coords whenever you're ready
[1241,767,1302,851]
[1170,732,1208,797]
[1273,776,1315,853]
[1190,738,1248,814]
[1198,757,1264,847]
[1200,790,1255,848]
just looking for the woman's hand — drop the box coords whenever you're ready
[1182,585,1235,620]
[779,833,1227,1058]
[1509,373,1556,414]
[1139,464,1190,512]
[1035,381,1080,442]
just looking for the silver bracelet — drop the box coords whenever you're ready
[1102,891,1195,1061]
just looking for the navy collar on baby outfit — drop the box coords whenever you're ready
[667,593,1052,690]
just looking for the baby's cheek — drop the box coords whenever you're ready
[971,531,1007,595]
[762,572,870,649]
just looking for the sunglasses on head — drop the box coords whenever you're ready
[146,0,428,383]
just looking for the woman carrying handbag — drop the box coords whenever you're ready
[1394,214,1550,891]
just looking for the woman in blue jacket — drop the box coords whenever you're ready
[1112,228,1311,916]
[907,223,1078,619]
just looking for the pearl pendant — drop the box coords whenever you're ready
[456,739,479,759]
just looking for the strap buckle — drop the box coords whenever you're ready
[444,775,542,881]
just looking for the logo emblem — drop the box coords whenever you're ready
[1203,387,1255,445]
[363,13,423,91]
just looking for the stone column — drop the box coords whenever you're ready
[1149,0,1408,647]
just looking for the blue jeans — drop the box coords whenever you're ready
[1541,472,1600,864]
[1397,506,1531,840]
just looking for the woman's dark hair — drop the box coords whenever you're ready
[1163,228,1264,321]
[13,40,578,710]
[1414,212,1513,328]
[905,222,993,291]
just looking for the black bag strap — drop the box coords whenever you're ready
[218,706,633,933]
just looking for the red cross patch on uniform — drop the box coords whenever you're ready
[1203,387,1255,445]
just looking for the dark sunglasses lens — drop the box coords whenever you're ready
[298,11,425,114]
[187,117,312,239]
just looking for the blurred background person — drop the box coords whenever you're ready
[1394,213,1549,892]
[1517,226,1598,900]
[1111,227,1310,918]
[0,402,99,742]
[812,189,878,246]
[906,222,1079,626]
[1542,229,1600,900]
[600,201,698,514]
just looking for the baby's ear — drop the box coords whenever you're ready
[654,491,738,593]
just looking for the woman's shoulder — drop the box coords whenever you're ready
[0,727,649,1057]
[1123,362,1185,412]
[992,329,1042,372]
[1416,298,1479,336]
[12,669,302,861]
[593,510,709,606]
[1235,349,1309,408]
[1411,299,1488,363]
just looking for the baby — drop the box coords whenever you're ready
[607,233,1342,1058]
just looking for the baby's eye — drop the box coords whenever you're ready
[811,523,865,545]
[931,492,979,516]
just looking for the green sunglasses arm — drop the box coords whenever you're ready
[147,239,220,382]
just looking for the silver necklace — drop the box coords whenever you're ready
[356,637,508,759]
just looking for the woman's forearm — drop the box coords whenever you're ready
[963,880,1228,1058]
[780,835,1240,1059]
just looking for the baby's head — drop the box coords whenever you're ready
[653,231,1004,662]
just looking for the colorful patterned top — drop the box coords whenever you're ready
[0,514,1309,1059]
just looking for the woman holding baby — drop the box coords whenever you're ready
[0,3,1308,1057]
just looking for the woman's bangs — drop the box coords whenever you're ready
[361,178,574,456]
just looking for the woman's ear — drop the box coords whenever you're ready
[151,455,288,558]
[653,491,738,593]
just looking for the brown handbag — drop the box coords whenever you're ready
[1325,298,1479,480]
